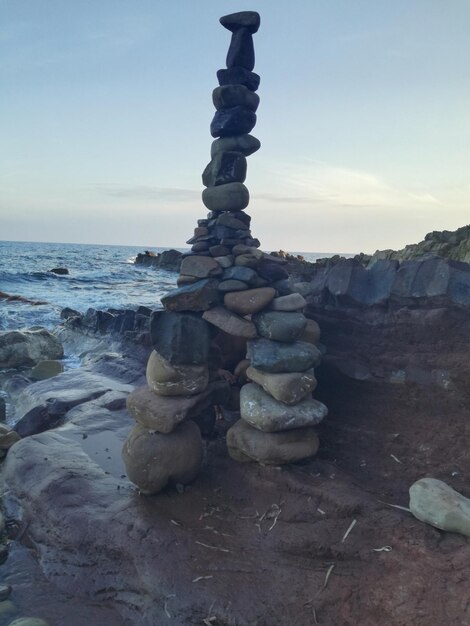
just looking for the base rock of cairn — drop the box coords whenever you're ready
[122,10,328,493]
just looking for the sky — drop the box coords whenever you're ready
[1,0,469,253]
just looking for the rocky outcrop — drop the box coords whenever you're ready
[0,328,64,368]
[134,249,182,272]
[371,224,470,264]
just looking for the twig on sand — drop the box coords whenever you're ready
[341,519,357,543]
[170,519,182,527]
[202,601,217,625]
[323,564,335,589]
[195,540,230,553]
[372,546,393,552]
[381,501,411,513]
[192,575,213,583]
[390,454,402,464]
[164,594,175,619]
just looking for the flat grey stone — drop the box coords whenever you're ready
[161,279,220,312]
[146,350,209,397]
[247,338,322,373]
[409,478,470,537]
[211,134,261,158]
[253,311,307,342]
[246,366,317,405]
[203,306,257,338]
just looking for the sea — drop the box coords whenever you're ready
[0,240,345,332]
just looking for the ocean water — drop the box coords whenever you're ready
[0,240,345,331]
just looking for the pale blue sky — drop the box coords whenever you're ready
[1,0,469,253]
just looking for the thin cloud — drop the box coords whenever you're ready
[94,184,200,202]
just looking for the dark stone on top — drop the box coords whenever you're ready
[213,85,260,112]
[211,134,261,158]
[150,311,211,365]
[247,338,322,373]
[210,106,257,138]
[220,11,260,34]
[244,237,261,248]
[217,67,260,92]
[257,259,290,282]
[161,279,220,312]
[191,242,211,252]
[202,151,247,187]
[226,28,255,70]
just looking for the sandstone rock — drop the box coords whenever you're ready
[270,293,307,311]
[161,278,220,312]
[226,27,255,70]
[149,311,211,365]
[0,328,63,368]
[247,338,321,373]
[217,279,248,292]
[240,383,327,432]
[213,84,259,112]
[0,424,20,449]
[253,311,307,342]
[300,319,321,345]
[409,478,470,537]
[202,182,249,212]
[126,381,230,434]
[246,366,317,405]
[210,106,257,138]
[179,256,222,279]
[227,419,320,465]
[202,307,257,338]
[220,11,260,33]
[122,421,203,495]
[217,67,260,92]
[224,287,276,315]
[146,350,209,397]
[30,360,64,380]
[211,134,261,158]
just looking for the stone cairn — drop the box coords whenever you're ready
[122,11,328,494]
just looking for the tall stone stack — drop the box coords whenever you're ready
[122,11,328,494]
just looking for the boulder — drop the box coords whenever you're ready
[149,311,211,365]
[212,85,259,112]
[146,350,209,397]
[247,338,322,373]
[253,311,307,343]
[0,328,63,368]
[409,478,470,537]
[202,151,247,187]
[202,306,257,338]
[211,134,261,158]
[227,419,320,465]
[246,366,317,405]
[179,256,222,279]
[126,381,230,434]
[224,287,276,315]
[30,360,64,380]
[202,183,249,212]
[270,293,307,311]
[50,267,69,275]
[122,421,203,495]
[240,383,328,432]
[161,279,220,312]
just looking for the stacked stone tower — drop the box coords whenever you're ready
[122,11,328,493]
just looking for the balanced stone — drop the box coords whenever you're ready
[210,106,257,138]
[217,67,260,92]
[177,274,200,286]
[214,256,234,269]
[240,383,328,432]
[202,151,247,187]
[222,266,259,285]
[191,241,210,253]
[179,255,222,278]
[161,278,220,312]
[226,27,255,70]
[216,213,249,230]
[209,244,231,256]
[150,311,211,365]
[220,11,260,34]
[146,350,209,396]
[270,293,307,311]
[247,338,321,373]
[213,85,259,112]
[202,306,257,338]
[202,182,249,212]
[122,421,203,495]
[227,419,320,465]
[234,253,259,268]
[211,134,261,158]
[409,478,470,537]
[253,311,307,342]
[126,380,230,433]
[300,318,321,345]
[224,286,276,315]
[257,258,289,282]
[217,279,248,292]
[232,244,263,257]
[246,366,317,405]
